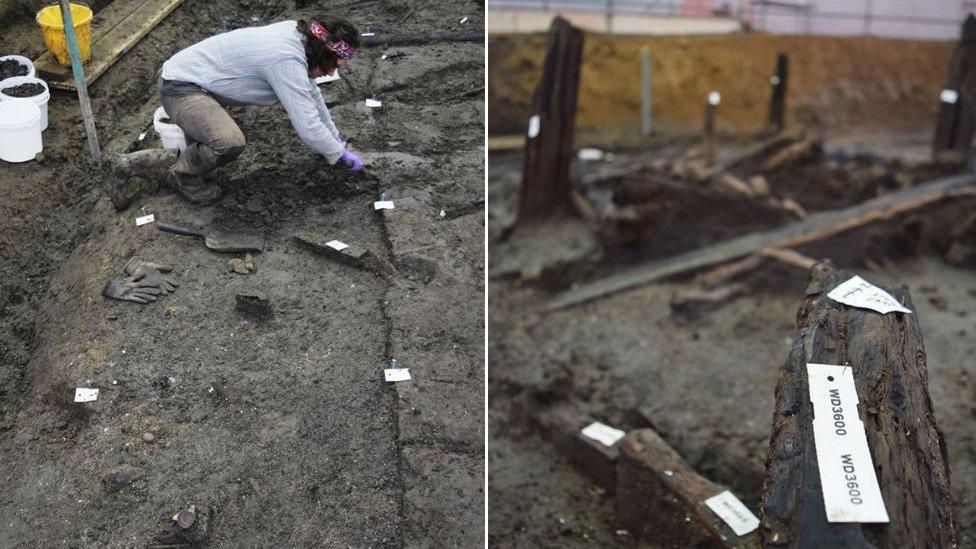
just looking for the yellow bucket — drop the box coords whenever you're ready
[36,4,94,67]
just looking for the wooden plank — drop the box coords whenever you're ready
[761,264,955,548]
[547,172,976,311]
[35,0,186,90]
[486,134,525,151]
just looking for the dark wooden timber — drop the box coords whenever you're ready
[547,172,976,311]
[933,15,976,163]
[360,29,483,48]
[759,263,955,548]
[616,429,761,548]
[767,53,789,132]
[517,17,584,224]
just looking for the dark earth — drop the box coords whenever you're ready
[1,81,44,97]
[0,0,484,546]
[0,57,29,80]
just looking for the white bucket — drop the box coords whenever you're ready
[153,106,186,151]
[0,76,50,131]
[0,99,43,163]
[0,55,36,83]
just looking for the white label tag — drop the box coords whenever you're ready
[580,422,625,447]
[708,91,722,105]
[365,98,382,108]
[527,115,540,138]
[384,368,411,382]
[827,275,911,314]
[807,363,889,523]
[373,200,395,210]
[315,70,340,84]
[940,88,958,104]
[577,148,604,161]
[704,491,760,536]
[326,240,349,251]
[136,214,155,226]
[138,131,147,141]
[770,75,781,86]
[361,32,375,37]
[74,388,99,403]
[460,16,469,24]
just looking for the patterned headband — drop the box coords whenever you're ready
[309,21,357,60]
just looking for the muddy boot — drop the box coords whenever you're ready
[169,167,223,205]
[106,149,179,180]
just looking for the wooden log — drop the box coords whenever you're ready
[933,14,976,163]
[760,263,956,547]
[360,29,483,48]
[767,53,789,133]
[616,429,761,548]
[518,17,584,225]
[547,172,976,311]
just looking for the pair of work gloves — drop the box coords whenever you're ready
[336,137,364,173]
[102,259,180,304]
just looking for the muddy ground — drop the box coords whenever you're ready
[487,137,976,547]
[0,0,484,546]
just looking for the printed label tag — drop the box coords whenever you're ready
[373,200,395,210]
[940,88,958,104]
[527,115,540,138]
[807,363,889,523]
[384,368,411,382]
[365,98,382,108]
[704,491,760,536]
[827,275,911,314]
[580,422,625,447]
[136,214,155,226]
[74,388,99,403]
[326,240,349,251]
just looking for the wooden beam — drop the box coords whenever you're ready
[760,263,955,547]
[766,53,788,133]
[518,17,584,225]
[547,172,976,311]
[34,0,186,90]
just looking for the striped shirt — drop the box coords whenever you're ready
[161,21,344,164]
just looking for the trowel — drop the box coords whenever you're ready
[156,222,263,253]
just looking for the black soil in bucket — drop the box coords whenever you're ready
[0,59,29,80]
[2,83,44,98]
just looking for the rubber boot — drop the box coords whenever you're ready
[106,149,179,181]
[168,167,223,205]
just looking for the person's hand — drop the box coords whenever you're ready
[338,149,364,172]
[125,259,180,294]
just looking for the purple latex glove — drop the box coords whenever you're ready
[338,149,363,172]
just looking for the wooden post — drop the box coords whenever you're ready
[767,53,788,133]
[518,17,584,225]
[933,14,976,164]
[703,91,720,165]
[760,263,956,548]
[641,46,652,137]
[59,0,101,162]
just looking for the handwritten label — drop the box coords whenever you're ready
[326,240,349,251]
[807,363,889,523]
[373,200,395,210]
[527,115,540,138]
[365,98,382,108]
[827,275,911,314]
[384,368,411,382]
[580,422,625,447]
[135,214,155,226]
[704,491,760,536]
[74,388,99,403]
[940,88,958,104]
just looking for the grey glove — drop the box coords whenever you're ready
[124,259,179,294]
[102,278,164,304]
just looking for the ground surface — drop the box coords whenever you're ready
[488,33,954,146]
[0,0,484,546]
[487,139,976,547]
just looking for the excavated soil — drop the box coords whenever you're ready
[1,81,44,97]
[488,139,976,547]
[0,58,29,79]
[0,0,484,546]
[488,33,954,145]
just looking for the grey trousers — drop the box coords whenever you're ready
[159,80,246,176]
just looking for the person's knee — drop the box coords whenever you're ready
[213,129,246,163]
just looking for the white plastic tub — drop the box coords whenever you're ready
[0,99,43,163]
[153,106,186,151]
[0,55,36,83]
[0,76,50,131]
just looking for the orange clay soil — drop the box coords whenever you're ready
[489,32,954,143]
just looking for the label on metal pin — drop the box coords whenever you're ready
[326,240,349,251]
[580,422,625,447]
[136,214,155,226]
[74,388,99,403]
[365,98,382,108]
[373,200,395,210]
[384,368,411,382]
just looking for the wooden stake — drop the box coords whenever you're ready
[767,53,788,133]
[933,14,976,164]
[59,0,101,162]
